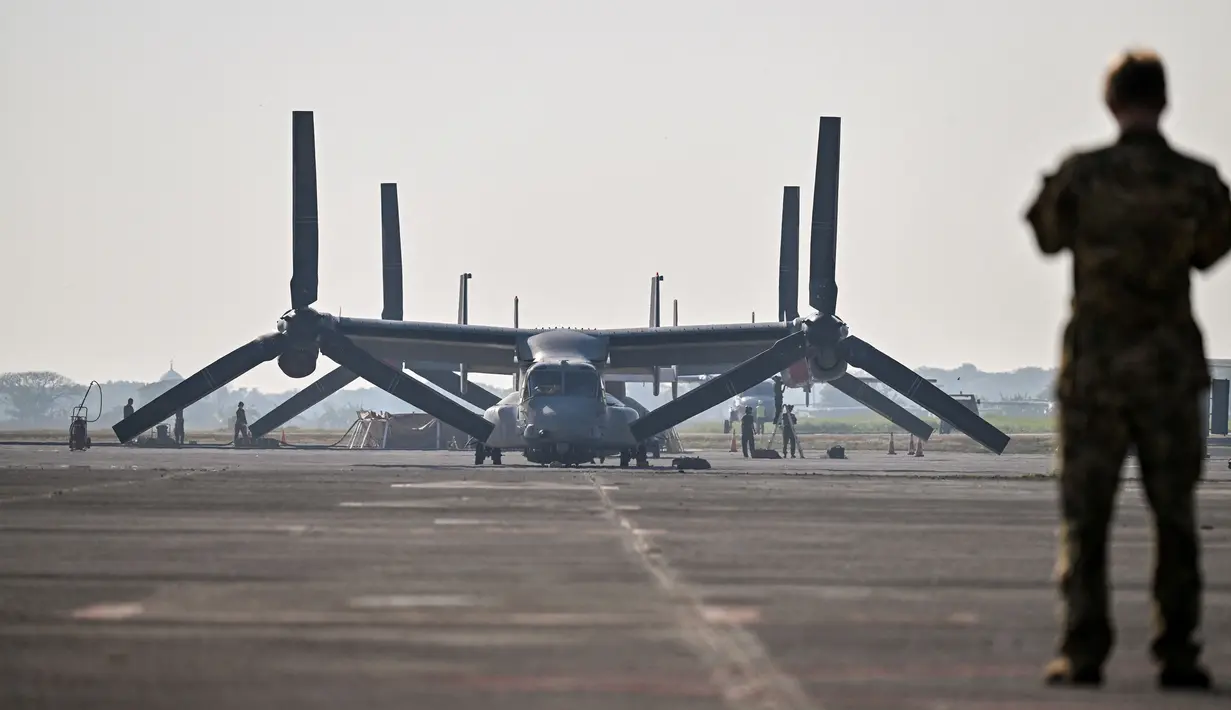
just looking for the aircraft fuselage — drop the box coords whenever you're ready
[483,389,641,465]
[478,349,644,465]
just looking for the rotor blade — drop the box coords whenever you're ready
[651,273,663,397]
[808,116,841,315]
[630,331,808,441]
[654,274,662,328]
[843,336,1010,454]
[290,111,320,310]
[113,334,287,443]
[380,183,403,321]
[248,365,358,439]
[827,372,934,441]
[418,369,501,411]
[779,186,801,321]
[319,331,494,442]
[457,274,470,394]
[512,297,521,391]
[648,275,657,327]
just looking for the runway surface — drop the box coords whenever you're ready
[2,444,1231,709]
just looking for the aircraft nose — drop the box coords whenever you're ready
[525,401,600,440]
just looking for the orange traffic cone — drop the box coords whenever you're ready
[888,432,896,455]
[729,430,738,453]
[907,435,916,455]
[280,429,288,446]
[915,438,925,457]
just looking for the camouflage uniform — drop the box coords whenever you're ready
[740,409,757,458]
[1026,127,1231,679]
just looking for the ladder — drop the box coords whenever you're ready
[662,427,684,454]
[346,417,373,449]
[345,413,390,449]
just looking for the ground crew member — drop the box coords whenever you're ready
[234,402,249,445]
[782,404,803,458]
[755,400,765,434]
[123,398,134,420]
[1025,49,1229,690]
[740,406,756,458]
[772,376,785,425]
[173,410,185,445]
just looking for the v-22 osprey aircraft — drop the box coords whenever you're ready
[113,112,1011,466]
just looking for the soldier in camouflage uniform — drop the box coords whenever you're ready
[1025,49,1230,690]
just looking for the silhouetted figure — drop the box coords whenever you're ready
[1025,49,1228,691]
[234,402,249,445]
[740,406,756,458]
[123,398,134,420]
[173,410,185,446]
[782,404,802,458]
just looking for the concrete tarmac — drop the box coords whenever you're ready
[2,444,1231,709]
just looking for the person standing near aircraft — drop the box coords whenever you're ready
[781,404,803,458]
[121,398,136,444]
[740,406,757,458]
[234,402,249,445]
[1025,49,1229,690]
[173,409,185,445]
[755,400,766,434]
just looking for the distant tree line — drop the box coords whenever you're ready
[0,365,1051,431]
[0,370,518,431]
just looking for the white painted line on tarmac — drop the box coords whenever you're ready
[391,481,618,491]
[349,594,485,609]
[71,602,145,621]
[588,472,820,710]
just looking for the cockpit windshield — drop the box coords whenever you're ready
[526,365,601,398]
[527,368,563,396]
[567,369,601,399]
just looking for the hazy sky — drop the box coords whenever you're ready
[3,0,1229,392]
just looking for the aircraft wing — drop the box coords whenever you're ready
[336,318,798,375]
[601,322,797,369]
[335,317,523,375]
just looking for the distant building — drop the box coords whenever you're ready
[981,400,1053,417]
[136,364,183,407]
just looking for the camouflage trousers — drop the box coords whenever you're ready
[1054,388,1205,669]
[782,429,798,457]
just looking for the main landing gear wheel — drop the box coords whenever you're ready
[474,444,503,465]
[617,446,649,468]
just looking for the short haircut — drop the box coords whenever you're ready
[1104,49,1167,112]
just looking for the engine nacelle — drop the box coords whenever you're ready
[276,310,323,379]
[807,346,848,382]
[780,359,812,388]
[278,348,318,379]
